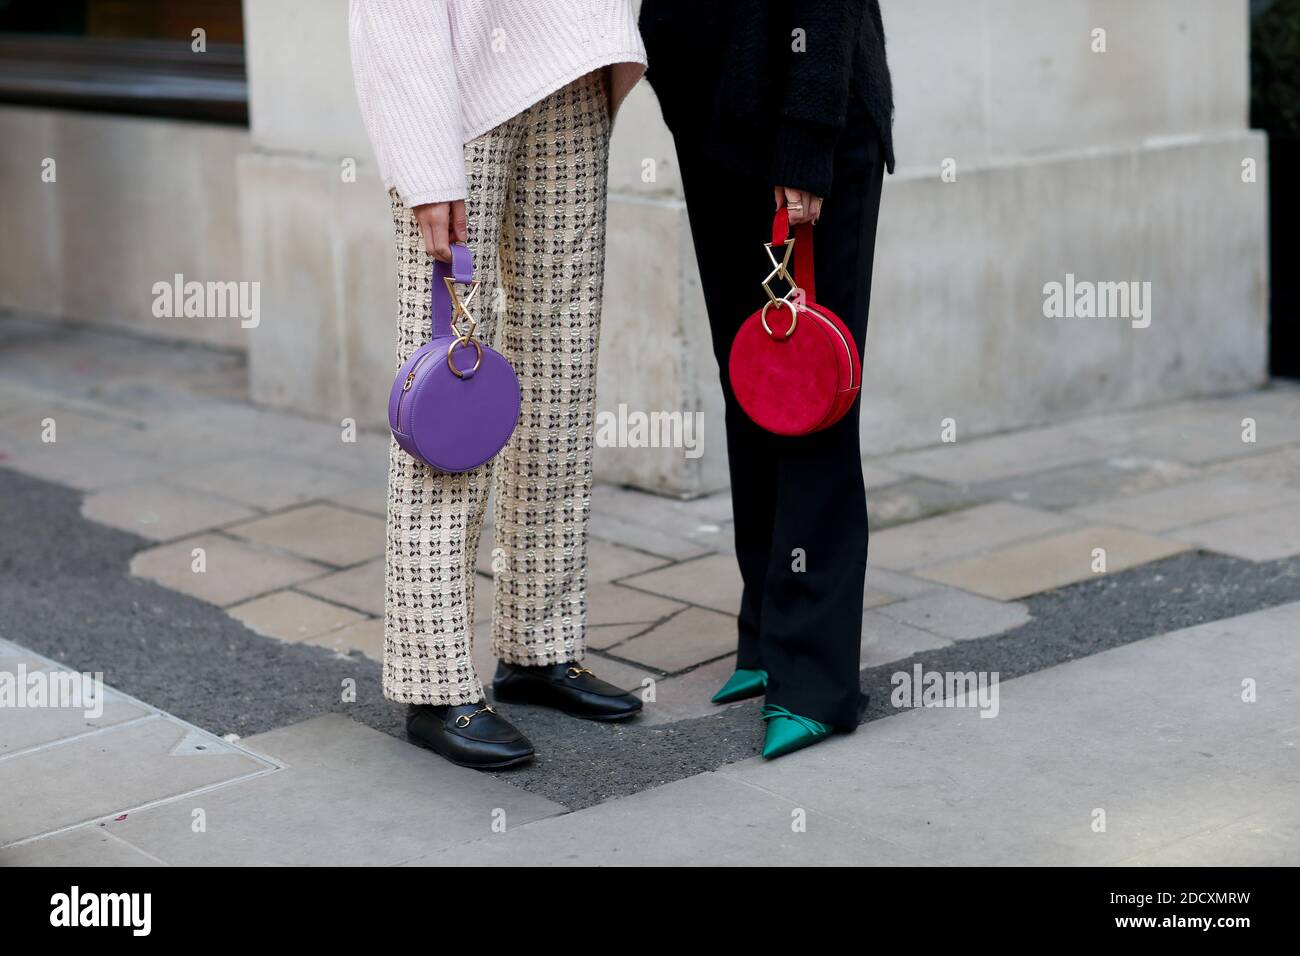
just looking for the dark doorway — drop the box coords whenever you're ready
[1251,0,1299,378]
[0,0,247,124]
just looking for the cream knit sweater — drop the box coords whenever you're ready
[349,0,646,207]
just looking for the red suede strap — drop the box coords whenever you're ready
[770,207,817,303]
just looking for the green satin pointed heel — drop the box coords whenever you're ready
[712,667,769,704]
[760,704,832,759]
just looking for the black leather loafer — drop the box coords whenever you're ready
[492,661,643,721]
[406,702,534,769]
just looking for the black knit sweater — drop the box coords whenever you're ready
[640,0,895,198]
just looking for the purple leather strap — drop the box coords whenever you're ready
[431,243,475,338]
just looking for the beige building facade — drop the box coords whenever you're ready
[0,0,1269,496]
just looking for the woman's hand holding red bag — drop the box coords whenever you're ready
[774,186,822,226]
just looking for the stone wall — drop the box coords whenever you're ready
[0,0,1268,496]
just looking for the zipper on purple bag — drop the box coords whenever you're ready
[398,350,434,433]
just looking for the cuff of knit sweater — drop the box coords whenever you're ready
[768,119,840,198]
[396,183,468,207]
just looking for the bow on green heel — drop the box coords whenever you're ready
[712,668,768,704]
[760,704,831,759]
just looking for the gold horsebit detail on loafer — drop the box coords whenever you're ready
[566,667,596,679]
[454,705,497,728]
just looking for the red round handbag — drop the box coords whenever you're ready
[728,208,861,436]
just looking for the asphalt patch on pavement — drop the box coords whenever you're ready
[3,465,1297,811]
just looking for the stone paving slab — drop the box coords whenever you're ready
[303,616,384,660]
[1204,445,1300,489]
[473,569,494,621]
[228,589,368,643]
[1,711,276,847]
[717,600,1300,866]
[880,422,1119,485]
[862,587,901,610]
[871,501,1076,571]
[400,769,931,866]
[0,391,143,431]
[877,391,1298,488]
[620,553,741,615]
[0,315,231,398]
[130,532,330,607]
[81,480,257,541]
[861,462,905,489]
[1125,408,1300,464]
[633,655,743,725]
[915,526,1190,601]
[427,602,1300,866]
[587,484,721,561]
[586,538,675,582]
[864,565,945,599]
[1115,793,1300,866]
[168,453,367,512]
[138,405,345,461]
[583,622,651,651]
[866,478,988,529]
[1063,392,1300,459]
[102,714,565,866]
[0,825,164,866]
[226,502,386,567]
[587,512,717,564]
[969,456,1199,510]
[875,588,1031,642]
[327,482,387,518]
[266,429,391,478]
[859,612,953,669]
[79,421,283,476]
[1045,397,1209,446]
[0,406,135,452]
[1173,501,1300,562]
[3,440,178,492]
[607,606,736,673]
[585,580,688,627]
[83,420,274,468]
[1190,384,1300,419]
[1069,476,1300,533]
[296,557,385,616]
[594,482,733,527]
[588,514,716,562]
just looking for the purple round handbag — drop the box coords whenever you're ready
[388,243,521,472]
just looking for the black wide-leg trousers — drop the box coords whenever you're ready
[670,118,886,730]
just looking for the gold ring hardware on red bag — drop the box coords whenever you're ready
[759,234,800,340]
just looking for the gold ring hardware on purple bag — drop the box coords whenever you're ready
[444,274,483,378]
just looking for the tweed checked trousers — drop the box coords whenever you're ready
[384,71,611,706]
